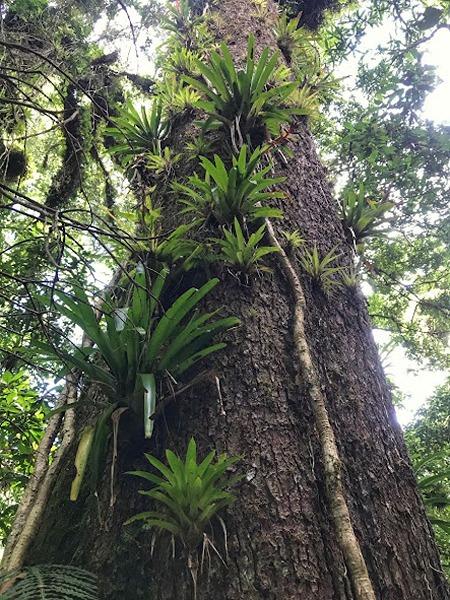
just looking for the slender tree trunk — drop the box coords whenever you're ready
[15,1,449,599]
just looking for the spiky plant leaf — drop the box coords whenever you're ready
[38,267,237,401]
[300,245,345,291]
[340,185,393,248]
[107,102,170,163]
[174,145,284,224]
[37,266,238,498]
[212,218,278,272]
[185,34,303,148]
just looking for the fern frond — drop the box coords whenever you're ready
[0,564,98,599]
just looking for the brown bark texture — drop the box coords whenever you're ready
[23,1,449,599]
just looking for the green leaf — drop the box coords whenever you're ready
[127,439,240,550]
[147,278,219,367]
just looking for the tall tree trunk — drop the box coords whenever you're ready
[15,1,449,599]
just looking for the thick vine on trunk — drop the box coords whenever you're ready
[7,1,449,599]
[265,219,375,600]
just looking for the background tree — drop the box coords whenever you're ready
[405,380,450,576]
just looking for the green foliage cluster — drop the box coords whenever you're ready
[318,0,450,368]
[153,0,216,120]
[299,245,344,291]
[160,0,213,50]
[174,144,284,224]
[416,452,450,531]
[212,218,278,273]
[274,13,338,116]
[107,103,171,165]
[39,266,237,399]
[36,264,238,498]
[0,371,45,543]
[405,380,450,575]
[144,202,203,270]
[340,185,393,249]
[185,35,304,150]
[127,438,239,552]
[274,13,304,61]
[282,228,304,250]
[127,438,240,597]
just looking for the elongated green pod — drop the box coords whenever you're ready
[141,373,157,439]
[90,403,119,490]
[70,425,96,502]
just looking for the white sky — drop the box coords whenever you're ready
[423,28,450,124]
[374,330,448,425]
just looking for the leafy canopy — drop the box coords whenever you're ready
[406,380,450,574]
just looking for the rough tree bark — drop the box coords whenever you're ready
[12,1,449,599]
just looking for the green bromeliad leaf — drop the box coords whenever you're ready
[212,218,279,272]
[174,145,284,224]
[37,266,239,499]
[184,34,306,149]
[126,438,240,553]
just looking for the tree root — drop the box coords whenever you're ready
[266,220,377,600]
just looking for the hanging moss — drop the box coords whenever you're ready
[0,144,27,181]
[45,84,85,208]
[278,0,347,29]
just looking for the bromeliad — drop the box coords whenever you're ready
[38,264,239,499]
